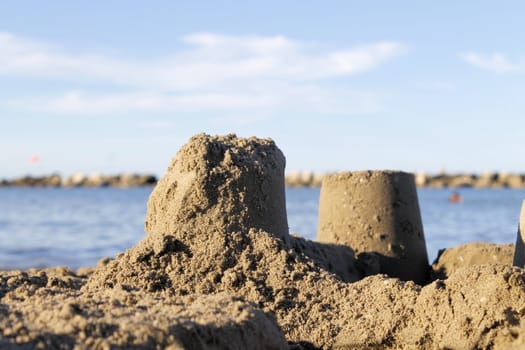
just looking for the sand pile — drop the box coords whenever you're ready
[335,264,525,349]
[432,242,515,279]
[0,268,287,349]
[1,133,525,349]
[85,134,363,347]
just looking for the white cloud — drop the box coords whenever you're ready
[17,85,379,116]
[1,31,405,114]
[0,32,128,83]
[31,90,277,114]
[459,51,524,73]
[182,33,296,54]
[330,42,405,75]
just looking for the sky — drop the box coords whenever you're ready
[2,1,525,178]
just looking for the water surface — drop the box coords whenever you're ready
[0,187,523,269]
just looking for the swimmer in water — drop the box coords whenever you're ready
[449,191,463,203]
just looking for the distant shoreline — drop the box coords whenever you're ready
[285,171,525,188]
[0,173,157,188]
[1,171,525,188]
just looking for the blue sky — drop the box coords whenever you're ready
[2,1,525,178]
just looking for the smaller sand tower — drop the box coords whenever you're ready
[317,170,429,284]
[513,200,525,267]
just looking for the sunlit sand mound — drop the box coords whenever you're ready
[432,242,515,279]
[0,268,287,349]
[335,264,525,349]
[86,133,363,347]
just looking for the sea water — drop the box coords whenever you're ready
[0,187,524,269]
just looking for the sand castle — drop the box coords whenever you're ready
[317,171,429,284]
[1,133,525,349]
[514,200,525,268]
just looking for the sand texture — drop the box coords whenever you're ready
[431,242,515,279]
[514,200,525,267]
[317,171,429,284]
[1,133,525,349]
[335,264,525,349]
[0,268,287,350]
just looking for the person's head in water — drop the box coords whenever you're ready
[449,191,463,203]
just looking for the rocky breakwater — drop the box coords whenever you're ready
[285,171,325,187]
[286,171,525,188]
[0,173,157,187]
[6,171,524,189]
[1,133,525,349]
[416,172,525,188]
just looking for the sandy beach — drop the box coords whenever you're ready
[1,134,524,349]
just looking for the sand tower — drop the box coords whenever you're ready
[317,171,429,284]
[513,200,525,267]
[144,133,290,241]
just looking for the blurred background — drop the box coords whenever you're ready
[1,1,524,269]
[2,1,525,177]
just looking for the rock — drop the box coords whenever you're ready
[138,174,157,186]
[3,171,525,188]
[44,174,62,187]
[285,171,325,187]
[475,172,499,188]
[311,173,325,187]
[426,174,451,188]
[448,174,476,188]
[299,172,314,186]
[285,171,301,187]
[111,173,157,187]
[118,173,140,187]
[507,174,525,189]
[85,173,110,187]
[63,173,87,187]
[10,176,37,186]
[415,172,429,187]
